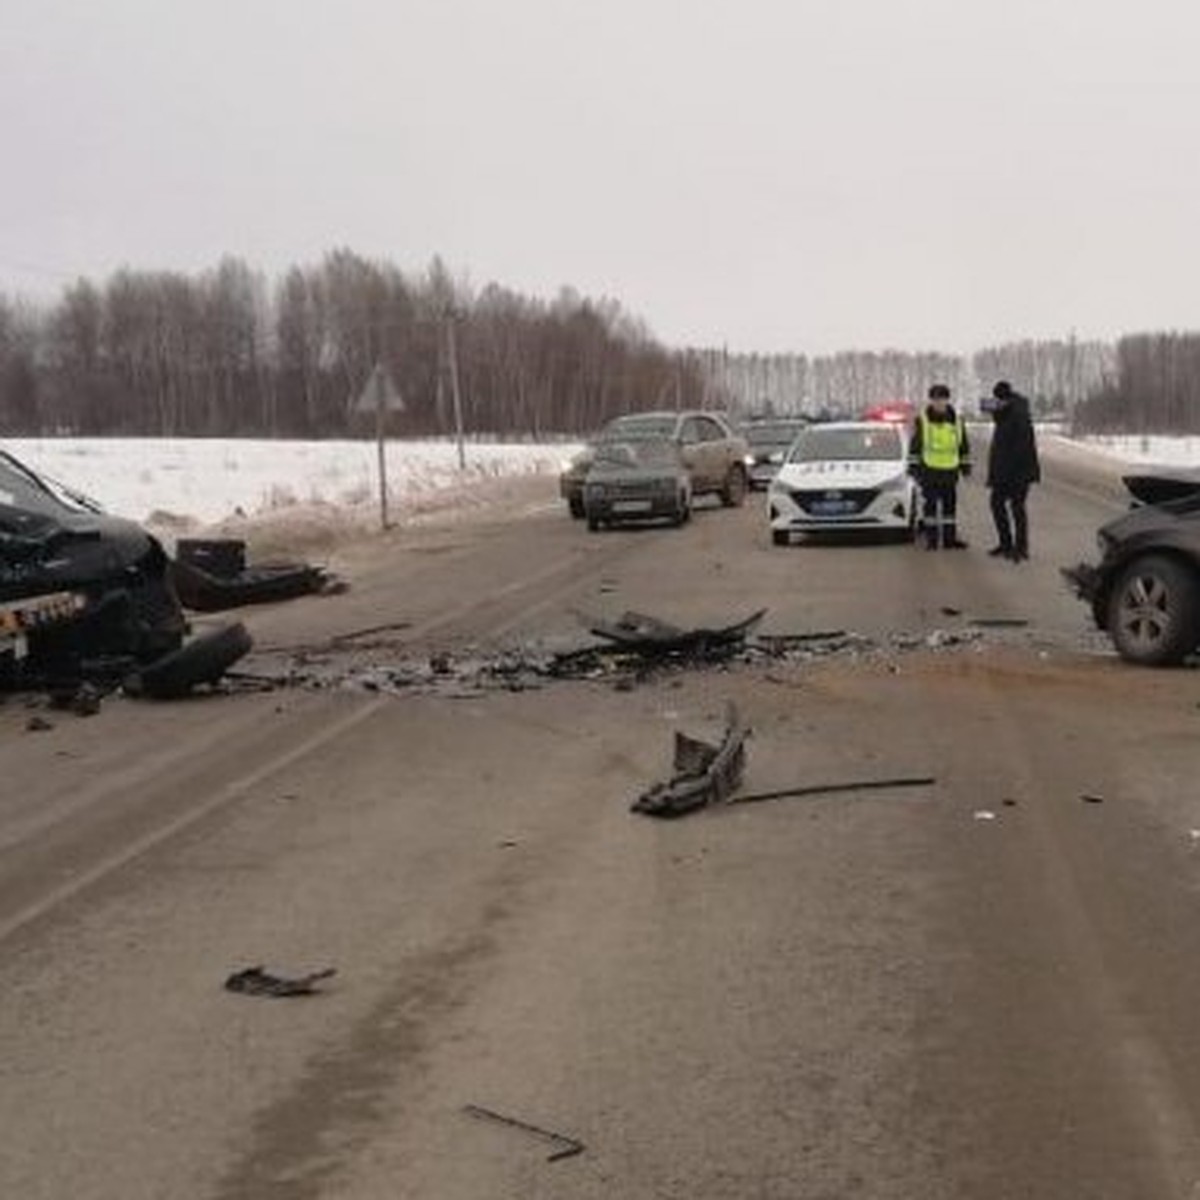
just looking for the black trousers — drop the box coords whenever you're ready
[989,483,1029,553]
[920,472,959,547]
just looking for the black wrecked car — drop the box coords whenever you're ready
[1063,473,1200,666]
[0,448,249,695]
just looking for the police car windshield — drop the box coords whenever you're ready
[789,426,901,463]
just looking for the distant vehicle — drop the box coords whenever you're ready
[582,438,692,531]
[740,417,810,490]
[1063,473,1200,665]
[767,421,917,545]
[560,410,749,516]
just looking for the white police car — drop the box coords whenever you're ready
[767,421,917,545]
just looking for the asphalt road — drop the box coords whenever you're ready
[4,435,1200,1199]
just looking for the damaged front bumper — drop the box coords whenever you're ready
[1060,560,1110,630]
[1061,561,1101,602]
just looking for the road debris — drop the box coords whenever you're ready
[48,681,105,716]
[974,810,998,821]
[969,618,1030,629]
[223,965,337,997]
[172,538,344,612]
[587,608,767,659]
[237,607,1035,701]
[731,776,936,807]
[462,1104,584,1162]
[632,702,749,818]
[1081,793,1105,805]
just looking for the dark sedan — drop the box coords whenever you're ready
[1063,473,1200,665]
[582,440,692,531]
[741,417,809,489]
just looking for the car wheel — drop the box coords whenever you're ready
[568,495,585,519]
[720,466,747,507]
[1107,554,1200,666]
[772,530,790,547]
[123,621,253,699]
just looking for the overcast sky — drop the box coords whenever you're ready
[2,0,1198,355]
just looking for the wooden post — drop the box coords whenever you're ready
[446,312,466,470]
[375,369,389,530]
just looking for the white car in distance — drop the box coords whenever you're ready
[767,421,917,546]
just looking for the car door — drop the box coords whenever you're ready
[696,415,731,488]
[677,417,706,489]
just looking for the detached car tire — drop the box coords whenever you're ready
[1107,554,1200,666]
[124,621,253,699]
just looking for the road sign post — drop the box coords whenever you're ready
[353,362,406,530]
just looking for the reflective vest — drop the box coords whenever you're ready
[918,414,965,471]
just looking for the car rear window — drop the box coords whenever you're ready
[605,415,677,439]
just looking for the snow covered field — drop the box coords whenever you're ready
[1048,432,1200,471]
[4,436,582,532]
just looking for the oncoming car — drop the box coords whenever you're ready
[560,409,749,517]
[767,421,917,545]
[583,439,691,530]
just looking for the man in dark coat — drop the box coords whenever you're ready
[986,380,1041,561]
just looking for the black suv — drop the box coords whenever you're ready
[1063,474,1200,665]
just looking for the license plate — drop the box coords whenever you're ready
[612,499,653,514]
[811,499,856,515]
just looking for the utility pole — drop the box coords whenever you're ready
[445,309,466,470]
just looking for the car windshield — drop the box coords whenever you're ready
[592,439,680,468]
[788,427,901,463]
[0,451,103,517]
[604,415,677,439]
[744,422,806,449]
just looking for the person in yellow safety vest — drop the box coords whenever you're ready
[908,383,972,549]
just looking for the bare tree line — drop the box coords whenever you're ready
[709,338,1115,418]
[0,251,707,438]
[2,249,1190,439]
[1071,332,1200,435]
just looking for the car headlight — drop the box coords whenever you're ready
[878,472,911,493]
[743,454,755,467]
[768,451,784,464]
[586,483,605,499]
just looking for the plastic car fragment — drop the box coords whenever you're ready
[631,702,749,818]
[170,538,344,612]
[224,965,336,997]
[589,608,767,658]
